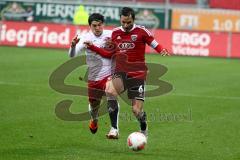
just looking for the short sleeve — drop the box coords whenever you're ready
[142,27,158,49]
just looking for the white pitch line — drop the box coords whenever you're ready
[0,81,20,86]
[171,93,240,100]
[0,81,42,87]
[1,81,240,100]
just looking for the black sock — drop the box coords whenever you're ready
[107,100,119,129]
[137,112,147,131]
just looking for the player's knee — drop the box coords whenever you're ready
[105,88,116,96]
[89,99,100,108]
[105,81,118,96]
[132,105,141,116]
[132,100,144,116]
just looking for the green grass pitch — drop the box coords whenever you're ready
[0,46,240,160]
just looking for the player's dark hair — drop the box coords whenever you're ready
[88,13,104,25]
[120,7,135,20]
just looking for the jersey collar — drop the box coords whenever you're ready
[90,30,103,38]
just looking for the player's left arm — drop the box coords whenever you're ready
[143,28,170,56]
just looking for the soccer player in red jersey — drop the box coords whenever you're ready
[85,7,170,138]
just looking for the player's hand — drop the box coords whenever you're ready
[104,37,112,46]
[160,48,170,56]
[71,35,80,48]
[83,41,93,48]
[104,38,117,52]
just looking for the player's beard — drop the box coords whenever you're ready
[124,24,133,32]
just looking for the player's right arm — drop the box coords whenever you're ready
[84,39,117,58]
[83,30,117,58]
[85,43,115,58]
[68,35,85,57]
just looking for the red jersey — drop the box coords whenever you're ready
[87,24,164,79]
[111,24,159,79]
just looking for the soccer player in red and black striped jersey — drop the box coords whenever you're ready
[86,7,170,138]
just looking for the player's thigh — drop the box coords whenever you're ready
[89,98,101,108]
[105,77,124,96]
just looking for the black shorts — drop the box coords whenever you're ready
[112,72,145,101]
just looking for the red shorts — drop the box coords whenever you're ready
[88,76,109,103]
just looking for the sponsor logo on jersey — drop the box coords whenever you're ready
[118,42,135,49]
[131,35,137,41]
